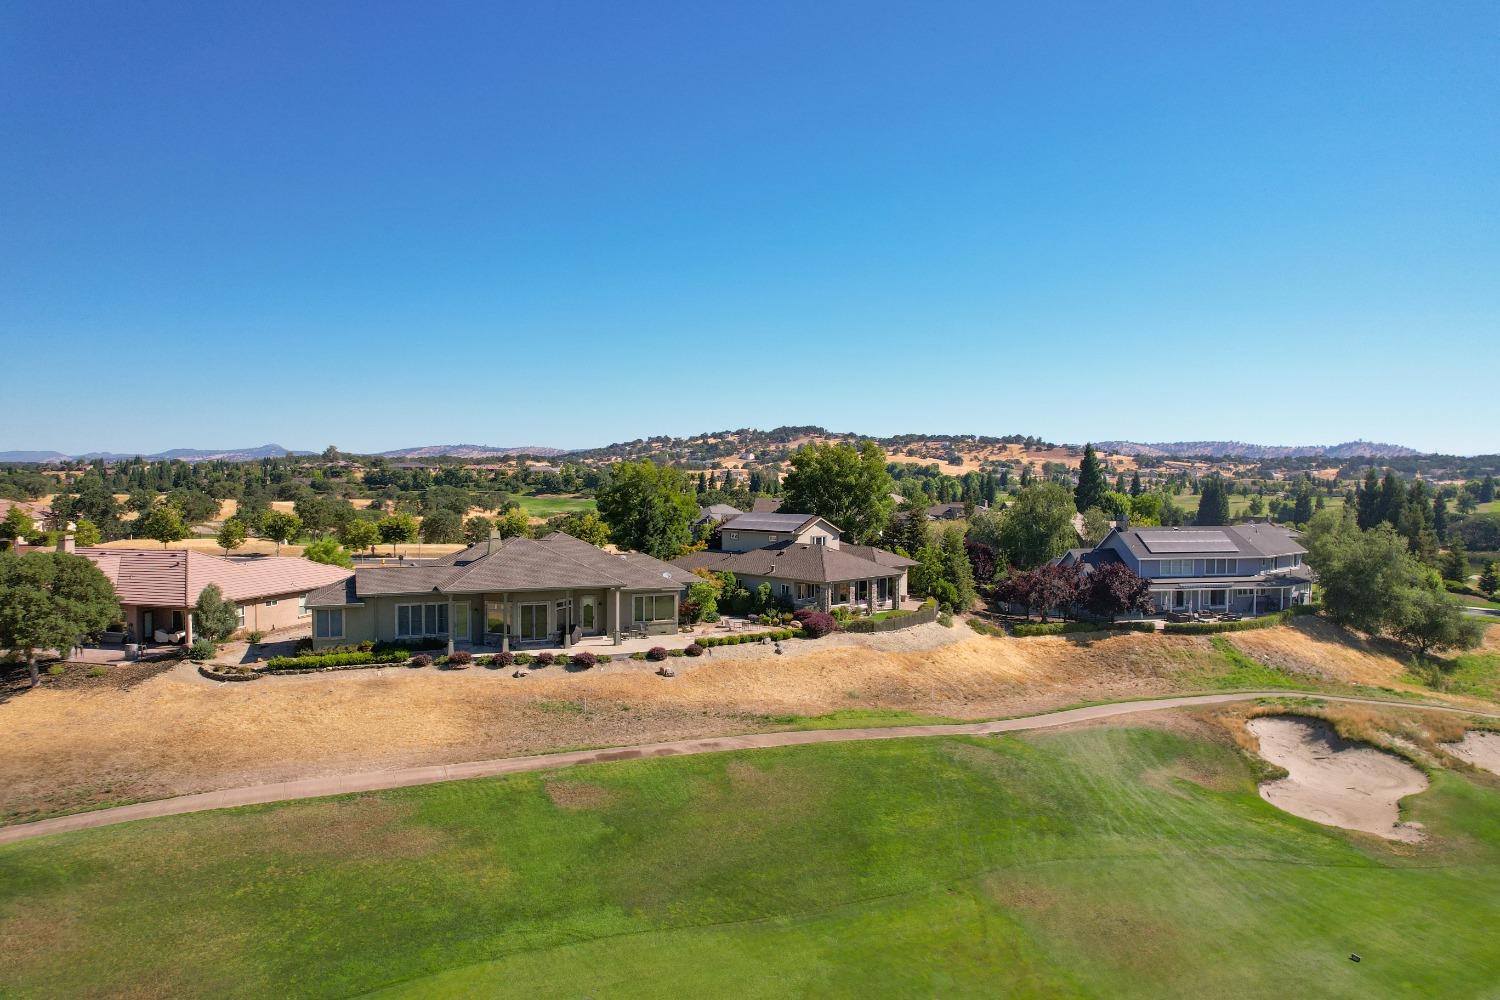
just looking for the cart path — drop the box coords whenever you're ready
[4,691,1496,846]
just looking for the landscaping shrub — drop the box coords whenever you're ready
[629,651,647,660]
[87,665,108,678]
[188,639,217,661]
[685,642,705,657]
[536,652,555,666]
[1011,621,1104,637]
[967,618,1005,637]
[446,650,473,668]
[263,649,409,671]
[514,653,534,665]
[647,646,668,662]
[46,663,64,676]
[494,651,515,666]
[410,653,433,668]
[1163,608,1316,635]
[595,654,611,663]
[570,651,597,668]
[246,630,264,644]
[668,647,687,657]
[796,612,838,639]
[937,611,954,628]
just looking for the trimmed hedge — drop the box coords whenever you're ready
[1162,606,1318,635]
[263,649,408,671]
[843,600,939,634]
[1011,620,1157,638]
[697,628,800,648]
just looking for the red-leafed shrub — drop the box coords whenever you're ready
[536,652,555,666]
[646,646,668,661]
[495,651,515,666]
[409,654,433,668]
[796,612,838,639]
[570,651,598,668]
[685,642,705,657]
[447,650,473,666]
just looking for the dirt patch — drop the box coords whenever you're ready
[544,780,616,811]
[1246,716,1428,842]
[1228,618,1413,689]
[1444,731,1500,775]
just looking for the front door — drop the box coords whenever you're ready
[142,610,154,640]
[580,596,598,634]
[454,602,471,642]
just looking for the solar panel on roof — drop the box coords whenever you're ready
[1138,531,1238,554]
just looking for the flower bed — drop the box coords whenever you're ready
[197,663,263,683]
[843,600,938,633]
[1011,620,1157,638]
[262,649,409,672]
[697,628,800,648]
[1162,606,1317,635]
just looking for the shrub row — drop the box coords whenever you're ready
[263,649,409,671]
[843,600,939,634]
[697,628,800,648]
[1161,608,1312,635]
[1011,620,1157,638]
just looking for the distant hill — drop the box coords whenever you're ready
[375,444,566,459]
[1095,440,1422,460]
[0,444,310,464]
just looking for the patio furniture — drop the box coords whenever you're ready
[153,629,186,644]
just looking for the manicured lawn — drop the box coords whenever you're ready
[5,727,1500,998]
[513,494,596,518]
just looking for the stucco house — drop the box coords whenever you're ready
[1055,523,1314,615]
[672,512,915,613]
[305,532,699,652]
[77,547,352,644]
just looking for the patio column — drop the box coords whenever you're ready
[867,577,876,613]
[501,593,510,653]
[446,597,455,656]
[612,588,621,645]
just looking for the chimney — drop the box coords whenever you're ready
[487,530,500,556]
[57,530,75,554]
[1114,513,1130,531]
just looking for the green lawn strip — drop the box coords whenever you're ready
[512,495,596,517]
[4,731,1500,998]
[1404,651,1500,701]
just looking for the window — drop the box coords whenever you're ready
[1204,559,1235,575]
[796,583,816,600]
[632,593,675,622]
[314,609,344,639]
[727,532,738,540]
[768,534,779,542]
[1233,588,1255,597]
[297,595,308,616]
[519,603,547,640]
[780,583,790,597]
[396,602,449,638]
[813,536,826,546]
[235,604,246,627]
[1160,559,1196,576]
[265,599,278,607]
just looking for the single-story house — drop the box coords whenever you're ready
[926,501,988,521]
[1053,522,1314,615]
[305,532,699,652]
[750,497,783,513]
[672,512,915,613]
[76,547,353,644]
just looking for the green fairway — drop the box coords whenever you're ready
[3,727,1500,998]
[514,494,596,518]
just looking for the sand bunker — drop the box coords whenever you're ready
[1444,731,1500,775]
[1247,716,1427,842]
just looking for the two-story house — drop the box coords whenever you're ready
[673,512,915,613]
[1056,522,1314,616]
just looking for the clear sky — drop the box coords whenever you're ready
[2,2,1496,455]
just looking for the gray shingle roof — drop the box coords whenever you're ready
[721,512,829,533]
[1111,523,1305,560]
[672,541,910,584]
[308,533,696,607]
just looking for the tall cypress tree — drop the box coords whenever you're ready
[1129,470,1142,496]
[1195,474,1231,526]
[1356,468,1381,530]
[1376,471,1406,528]
[1074,444,1109,514]
[1432,496,1449,543]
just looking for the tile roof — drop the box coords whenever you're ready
[672,541,912,584]
[310,533,697,606]
[77,548,351,607]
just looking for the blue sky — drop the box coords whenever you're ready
[2,2,1496,455]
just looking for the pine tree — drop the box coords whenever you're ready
[1074,444,1108,514]
[1479,561,1500,597]
[1482,475,1497,503]
[1432,496,1449,543]
[1441,538,1468,583]
[1129,470,1142,496]
[1376,471,1406,528]
[1356,468,1381,530]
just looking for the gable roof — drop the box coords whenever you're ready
[750,498,783,513]
[78,548,351,607]
[672,540,913,585]
[696,503,743,522]
[310,532,697,606]
[721,512,835,535]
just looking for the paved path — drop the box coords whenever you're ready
[4,691,1497,846]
